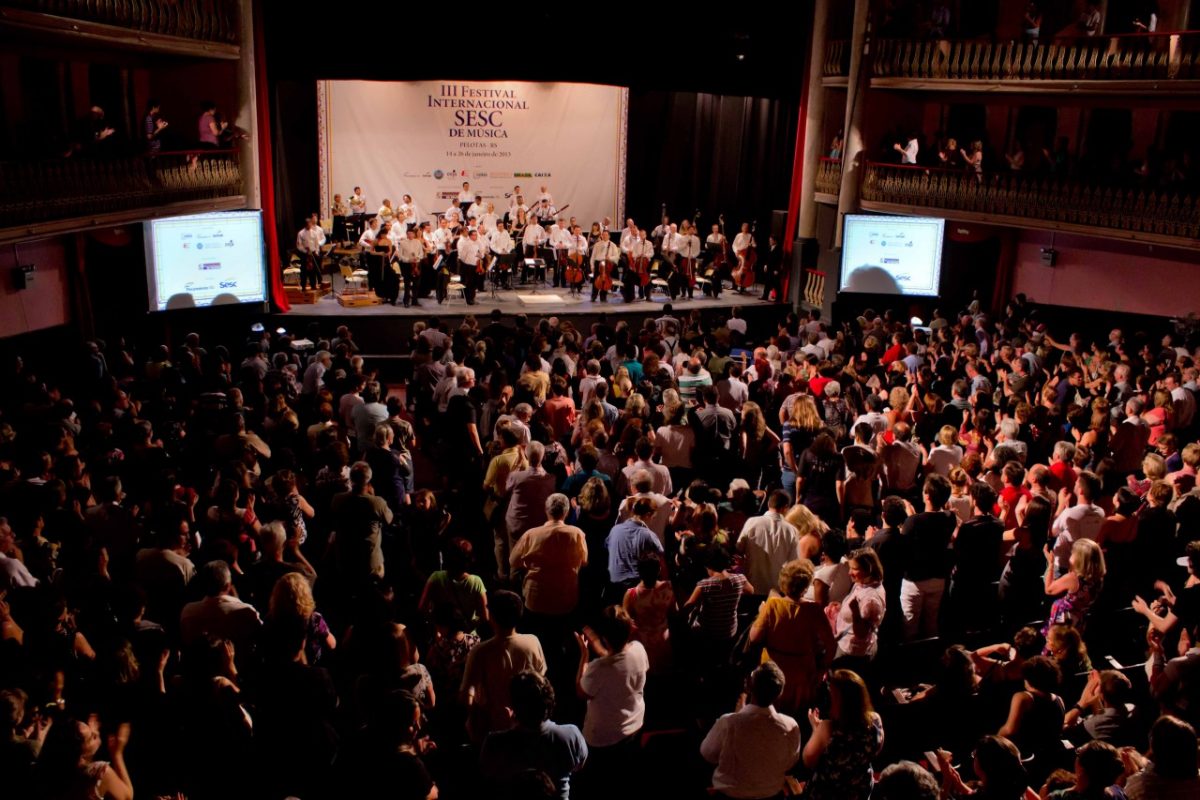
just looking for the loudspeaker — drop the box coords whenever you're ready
[1040,247,1057,267]
[770,210,788,242]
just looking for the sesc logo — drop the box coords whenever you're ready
[433,170,445,180]
[219,280,238,289]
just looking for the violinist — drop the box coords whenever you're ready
[590,229,619,304]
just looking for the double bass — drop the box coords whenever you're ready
[731,220,758,290]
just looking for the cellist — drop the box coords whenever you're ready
[704,222,727,299]
[590,229,619,304]
[627,227,654,301]
[566,224,589,295]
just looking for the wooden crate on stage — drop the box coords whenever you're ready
[336,291,383,308]
[285,283,331,305]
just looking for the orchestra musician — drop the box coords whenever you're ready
[349,187,367,216]
[295,215,326,292]
[374,221,398,303]
[566,225,589,295]
[488,220,516,289]
[651,215,671,253]
[760,234,784,303]
[536,184,554,205]
[466,195,486,225]
[505,185,523,221]
[331,194,349,243]
[521,218,548,284]
[534,198,557,228]
[398,194,420,232]
[398,226,424,308]
[456,227,486,305]
[443,202,463,230]
[590,229,620,304]
[432,217,454,304]
[732,222,756,294]
[588,221,603,246]
[457,181,474,221]
[674,224,701,300]
[548,217,572,288]
[659,223,679,294]
[704,223,728,299]
[479,203,499,235]
[419,221,436,299]
[626,228,654,301]
[377,199,395,225]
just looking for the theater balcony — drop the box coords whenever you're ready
[823,32,1200,96]
[814,157,842,203]
[860,162,1200,247]
[0,0,241,58]
[0,150,245,243]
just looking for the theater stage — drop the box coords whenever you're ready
[272,283,791,356]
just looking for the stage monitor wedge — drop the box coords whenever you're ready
[839,214,945,297]
[144,210,268,312]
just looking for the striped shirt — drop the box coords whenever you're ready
[696,573,748,639]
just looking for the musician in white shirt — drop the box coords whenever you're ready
[536,185,554,205]
[398,194,419,230]
[456,227,485,305]
[457,181,474,219]
[357,217,381,251]
[443,203,463,228]
[479,203,499,234]
[521,220,549,283]
[349,187,367,215]
[397,227,425,308]
[488,221,516,288]
[295,216,327,291]
[466,196,486,222]
[626,229,654,301]
[548,218,572,288]
[660,223,679,276]
[732,223,755,263]
[377,199,395,224]
[590,230,620,304]
[675,227,702,300]
[619,219,639,252]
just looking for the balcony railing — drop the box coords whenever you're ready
[1,0,240,43]
[0,150,243,228]
[815,157,842,196]
[870,31,1200,84]
[823,39,851,79]
[861,162,1200,242]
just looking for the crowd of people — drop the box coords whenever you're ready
[1,295,1199,799]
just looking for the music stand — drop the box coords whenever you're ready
[522,258,546,292]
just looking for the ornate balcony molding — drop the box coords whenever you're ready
[814,157,842,202]
[860,162,1200,246]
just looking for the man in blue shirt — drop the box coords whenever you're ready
[605,497,665,603]
[481,671,587,800]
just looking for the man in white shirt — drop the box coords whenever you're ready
[457,228,485,305]
[616,470,673,545]
[466,195,486,223]
[701,662,801,800]
[301,350,331,396]
[397,193,420,231]
[1051,471,1106,577]
[349,186,367,215]
[1166,371,1196,431]
[619,219,638,251]
[736,492,801,594]
[295,215,326,291]
[356,217,380,252]
[548,217,572,288]
[894,134,919,164]
[590,230,620,304]
[534,198,557,227]
[488,221,516,288]
[624,228,654,301]
[478,202,499,234]
[521,220,549,284]
[732,223,755,272]
[536,184,554,205]
[397,227,425,308]
[674,225,702,300]
[180,561,262,649]
[457,181,474,219]
[567,225,590,293]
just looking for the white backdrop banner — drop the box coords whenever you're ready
[318,80,627,228]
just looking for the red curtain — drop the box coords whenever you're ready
[781,20,813,303]
[253,2,289,312]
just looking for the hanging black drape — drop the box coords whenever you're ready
[624,90,797,236]
[270,79,319,255]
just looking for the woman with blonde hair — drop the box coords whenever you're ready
[1042,538,1105,636]
[611,365,633,402]
[269,572,336,665]
[746,559,836,713]
[925,424,964,476]
[784,503,829,560]
[780,395,822,502]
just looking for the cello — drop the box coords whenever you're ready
[731,220,758,291]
